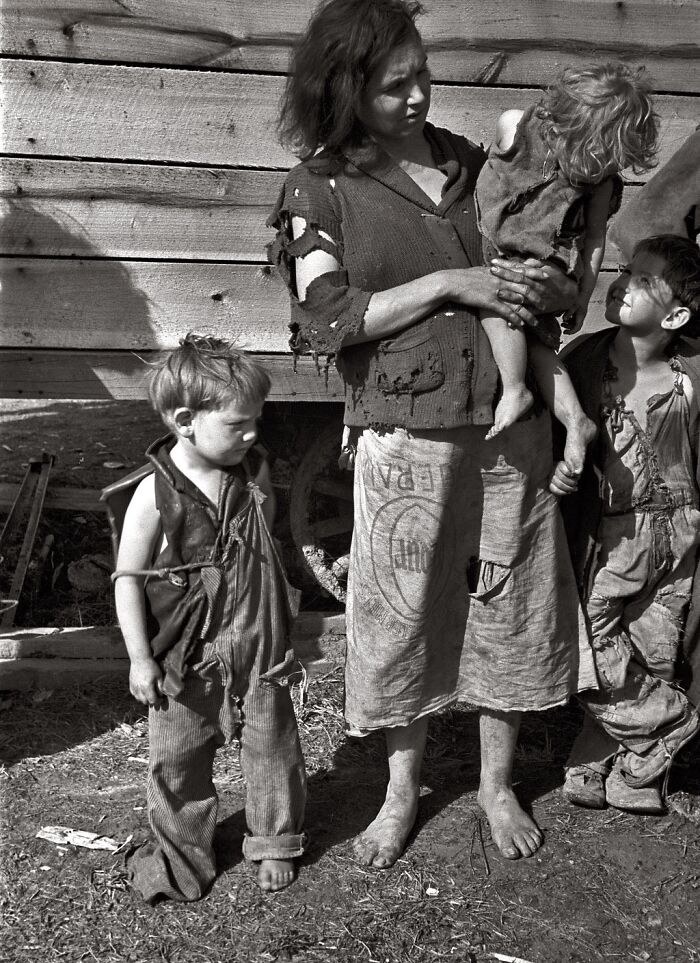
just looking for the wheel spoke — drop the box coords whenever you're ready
[309,514,354,538]
[311,478,354,501]
[289,418,352,602]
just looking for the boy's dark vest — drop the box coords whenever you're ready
[143,436,298,695]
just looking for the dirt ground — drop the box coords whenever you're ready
[2,400,700,963]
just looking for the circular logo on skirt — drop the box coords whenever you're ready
[370,495,455,623]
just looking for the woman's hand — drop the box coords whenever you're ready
[490,257,578,315]
[444,265,539,328]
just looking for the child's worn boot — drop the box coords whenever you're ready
[619,710,700,789]
[605,758,665,815]
[563,764,607,809]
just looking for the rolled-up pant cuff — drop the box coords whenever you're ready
[242,832,307,861]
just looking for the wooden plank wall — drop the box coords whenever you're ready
[1,0,698,399]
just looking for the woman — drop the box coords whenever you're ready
[269,0,595,864]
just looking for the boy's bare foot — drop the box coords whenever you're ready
[486,385,534,440]
[562,415,597,477]
[257,858,297,892]
[353,784,419,868]
[477,784,543,859]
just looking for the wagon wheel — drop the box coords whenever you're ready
[289,420,354,603]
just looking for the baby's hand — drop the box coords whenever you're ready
[549,460,580,498]
[561,301,587,335]
[129,656,165,706]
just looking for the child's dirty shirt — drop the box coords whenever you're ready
[600,357,699,517]
[572,355,700,759]
[585,357,700,675]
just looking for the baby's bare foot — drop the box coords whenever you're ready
[477,784,543,859]
[257,858,297,892]
[353,785,419,869]
[563,415,597,476]
[486,385,534,440]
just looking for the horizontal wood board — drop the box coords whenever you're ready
[0,256,619,351]
[1,2,697,400]
[0,349,346,400]
[2,61,697,169]
[0,157,650,265]
[0,159,286,261]
[0,259,290,350]
[2,0,698,91]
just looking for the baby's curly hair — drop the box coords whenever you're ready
[634,235,700,335]
[149,333,271,422]
[538,63,658,186]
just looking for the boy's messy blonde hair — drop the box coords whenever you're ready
[538,63,658,185]
[149,333,271,422]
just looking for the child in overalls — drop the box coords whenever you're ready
[475,63,658,478]
[550,235,700,812]
[108,334,306,901]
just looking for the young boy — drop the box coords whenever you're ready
[110,334,306,901]
[550,235,700,813]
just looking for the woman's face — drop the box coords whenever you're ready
[356,37,431,144]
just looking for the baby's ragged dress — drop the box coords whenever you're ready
[475,104,622,347]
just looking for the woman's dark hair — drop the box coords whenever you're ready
[278,0,424,160]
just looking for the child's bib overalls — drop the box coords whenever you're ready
[129,438,306,903]
[570,359,700,774]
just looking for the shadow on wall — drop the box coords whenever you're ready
[0,202,154,398]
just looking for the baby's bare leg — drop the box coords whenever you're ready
[528,341,596,476]
[480,313,533,439]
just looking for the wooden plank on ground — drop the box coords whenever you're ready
[2,61,696,170]
[1,156,645,267]
[0,482,104,513]
[0,657,129,689]
[2,0,698,92]
[0,616,346,689]
[0,159,285,261]
[0,615,345,660]
[0,350,346,400]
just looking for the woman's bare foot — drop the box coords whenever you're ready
[477,783,543,859]
[562,414,597,477]
[486,385,534,440]
[353,784,419,868]
[257,858,297,892]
